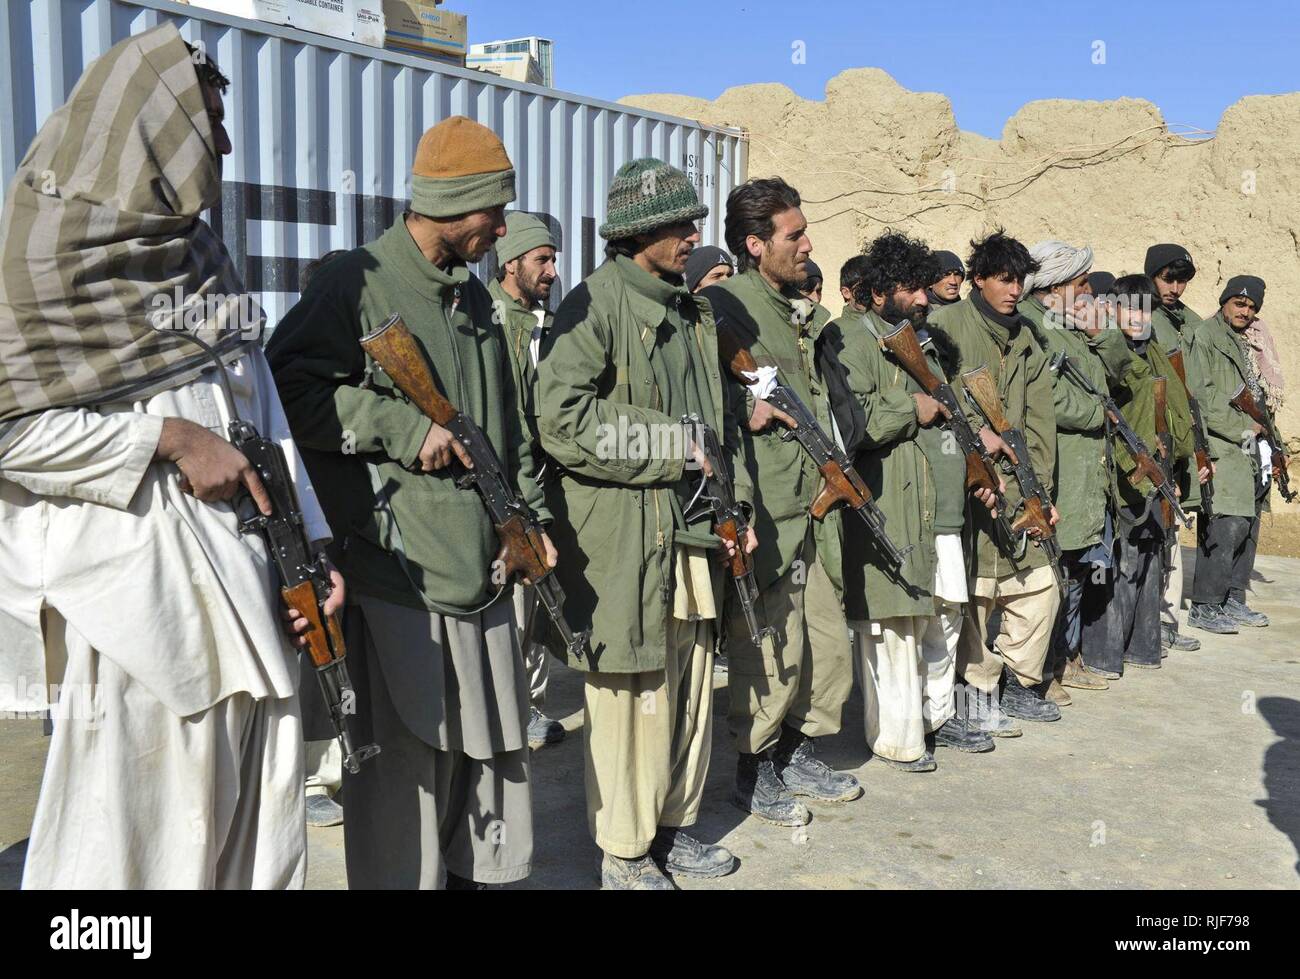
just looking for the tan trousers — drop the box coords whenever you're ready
[583,616,714,859]
[857,601,962,762]
[305,738,343,799]
[960,564,1061,693]
[726,544,853,755]
[1161,539,1184,629]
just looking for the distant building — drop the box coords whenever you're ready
[467,36,554,87]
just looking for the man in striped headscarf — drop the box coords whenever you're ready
[0,23,335,888]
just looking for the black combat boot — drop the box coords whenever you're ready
[732,751,811,827]
[600,852,674,890]
[649,827,737,879]
[1160,624,1201,651]
[305,794,344,827]
[526,706,566,746]
[1000,668,1061,722]
[1187,602,1239,634]
[773,724,863,802]
[931,715,994,753]
[874,750,937,772]
[1223,597,1269,627]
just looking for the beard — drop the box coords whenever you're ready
[520,272,554,307]
[881,292,926,328]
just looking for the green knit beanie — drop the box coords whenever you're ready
[495,212,557,266]
[598,158,708,240]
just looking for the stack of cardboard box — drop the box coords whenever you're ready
[382,1,467,67]
[466,50,544,86]
[178,0,386,47]
[179,0,469,69]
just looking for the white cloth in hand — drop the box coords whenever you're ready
[740,364,779,401]
[1259,438,1273,478]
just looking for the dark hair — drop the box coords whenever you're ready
[724,177,802,273]
[966,229,1039,283]
[604,238,639,261]
[300,249,348,292]
[1109,273,1159,309]
[184,41,231,93]
[852,232,939,307]
[839,255,871,295]
[1153,258,1196,283]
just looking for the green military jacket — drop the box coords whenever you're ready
[703,268,845,593]
[1109,339,1195,519]
[1019,297,1130,552]
[1151,300,1206,509]
[1188,311,1261,518]
[1150,301,1202,354]
[534,255,746,673]
[928,296,1057,579]
[266,218,545,614]
[829,310,965,621]
[488,277,552,485]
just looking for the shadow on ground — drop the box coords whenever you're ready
[1256,697,1300,876]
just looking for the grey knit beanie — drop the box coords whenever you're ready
[599,158,708,240]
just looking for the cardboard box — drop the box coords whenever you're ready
[466,52,544,86]
[382,2,467,65]
[179,0,385,48]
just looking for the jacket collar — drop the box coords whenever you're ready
[487,277,547,321]
[612,254,692,336]
[379,216,471,303]
[1162,300,1192,327]
[861,308,893,340]
[971,289,1024,352]
[734,268,831,340]
[1207,310,1249,374]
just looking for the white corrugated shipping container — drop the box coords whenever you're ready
[0,0,747,327]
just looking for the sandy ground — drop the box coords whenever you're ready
[3,546,1298,890]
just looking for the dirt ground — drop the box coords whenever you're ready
[1256,513,1300,559]
[3,547,1298,890]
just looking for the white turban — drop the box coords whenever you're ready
[1024,239,1094,293]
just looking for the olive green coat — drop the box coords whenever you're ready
[266,218,544,615]
[1109,340,1195,518]
[702,269,844,593]
[1150,301,1206,510]
[1188,311,1261,518]
[1019,297,1130,551]
[927,297,1057,579]
[829,310,964,621]
[534,255,745,673]
[489,277,552,485]
[1150,301,1202,355]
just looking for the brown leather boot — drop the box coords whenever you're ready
[1044,677,1072,706]
[1063,653,1109,690]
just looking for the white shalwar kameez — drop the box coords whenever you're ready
[0,346,327,889]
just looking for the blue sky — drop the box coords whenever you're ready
[464,0,1300,138]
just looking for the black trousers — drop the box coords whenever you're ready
[1231,513,1261,604]
[1047,549,1092,674]
[1192,512,1261,606]
[1081,525,1162,675]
